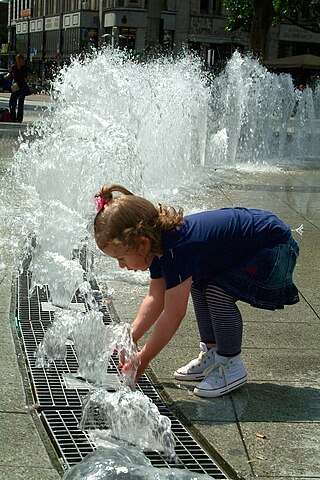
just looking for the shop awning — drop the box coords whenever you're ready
[264,54,320,69]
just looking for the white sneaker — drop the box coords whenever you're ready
[174,342,217,381]
[193,354,247,398]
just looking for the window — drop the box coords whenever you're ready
[212,1,220,14]
[127,0,139,6]
[119,27,136,50]
[200,0,209,14]
[104,0,116,7]
[278,40,319,58]
[81,27,98,50]
[64,0,72,12]
[46,0,55,15]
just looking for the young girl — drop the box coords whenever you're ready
[94,184,299,398]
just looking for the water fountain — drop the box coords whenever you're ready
[4,50,319,304]
[1,48,319,478]
[209,54,320,164]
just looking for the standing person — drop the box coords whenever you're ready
[94,184,299,398]
[4,54,31,123]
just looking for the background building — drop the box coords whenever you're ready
[4,0,100,78]
[2,1,320,79]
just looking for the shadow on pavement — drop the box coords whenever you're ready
[158,381,320,424]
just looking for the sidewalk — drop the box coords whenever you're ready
[0,116,320,478]
[0,91,51,105]
[0,92,51,132]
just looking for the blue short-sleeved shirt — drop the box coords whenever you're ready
[149,207,291,290]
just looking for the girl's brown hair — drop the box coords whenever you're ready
[94,184,183,254]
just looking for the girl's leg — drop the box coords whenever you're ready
[173,285,216,381]
[190,284,215,344]
[194,285,247,397]
[205,284,243,357]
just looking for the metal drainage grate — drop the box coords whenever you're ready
[41,409,226,477]
[16,271,229,478]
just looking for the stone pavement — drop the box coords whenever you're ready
[0,98,320,479]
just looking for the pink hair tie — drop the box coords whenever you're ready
[95,195,108,212]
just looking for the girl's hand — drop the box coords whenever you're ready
[121,351,149,382]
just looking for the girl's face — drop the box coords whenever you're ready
[102,237,155,272]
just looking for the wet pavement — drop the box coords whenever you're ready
[0,96,319,479]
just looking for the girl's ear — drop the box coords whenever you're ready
[137,236,151,254]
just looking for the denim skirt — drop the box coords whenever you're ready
[212,236,300,310]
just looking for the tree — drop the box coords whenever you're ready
[222,0,320,60]
[250,0,274,59]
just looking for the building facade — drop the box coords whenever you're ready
[3,0,320,77]
[6,0,100,76]
[99,0,250,64]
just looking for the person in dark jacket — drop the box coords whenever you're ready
[4,54,31,123]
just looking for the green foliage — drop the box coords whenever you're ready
[222,0,320,33]
[272,0,314,24]
[222,0,252,32]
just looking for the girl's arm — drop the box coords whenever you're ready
[131,277,166,343]
[124,276,193,379]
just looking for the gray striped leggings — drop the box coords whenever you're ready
[191,284,243,357]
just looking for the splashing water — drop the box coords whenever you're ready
[80,387,176,458]
[62,444,213,480]
[35,309,178,469]
[208,53,320,165]
[4,48,212,307]
[35,309,139,387]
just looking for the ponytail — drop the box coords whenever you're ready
[96,183,133,200]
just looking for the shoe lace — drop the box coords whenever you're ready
[203,362,231,392]
[186,343,208,368]
[196,342,210,365]
[197,351,206,364]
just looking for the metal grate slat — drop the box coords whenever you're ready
[16,271,229,478]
